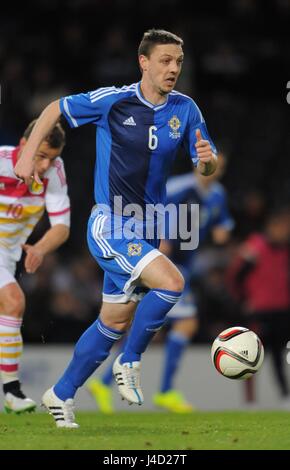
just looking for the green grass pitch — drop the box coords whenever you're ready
[0,411,290,450]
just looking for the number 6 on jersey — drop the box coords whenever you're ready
[148,125,158,150]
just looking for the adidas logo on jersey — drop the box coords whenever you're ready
[123,116,136,126]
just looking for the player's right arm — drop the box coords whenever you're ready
[15,87,119,185]
[14,100,61,185]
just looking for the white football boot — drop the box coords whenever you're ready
[4,391,37,414]
[113,354,144,405]
[42,387,79,429]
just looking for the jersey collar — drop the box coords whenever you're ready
[136,82,169,111]
[12,146,20,168]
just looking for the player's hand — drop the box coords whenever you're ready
[195,129,214,162]
[14,158,42,186]
[22,244,44,273]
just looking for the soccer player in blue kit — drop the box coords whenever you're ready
[15,29,218,428]
[87,153,233,414]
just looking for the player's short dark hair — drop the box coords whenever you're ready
[23,120,66,149]
[138,29,183,57]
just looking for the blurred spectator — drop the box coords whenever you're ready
[193,244,240,342]
[92,28,137,86]
[202,41,249,78]
[29,63,68,118]
[232,189,267,241]
[227,208,290,405]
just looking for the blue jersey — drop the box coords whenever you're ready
[166,173,234,267]
[60,82,216,214]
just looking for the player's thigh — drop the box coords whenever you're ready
[139,254,184,292]
[100,301,137,330]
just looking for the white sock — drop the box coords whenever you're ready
[0,315,23,385]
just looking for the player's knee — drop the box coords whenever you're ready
[5,290,25,318]
[100,302,135,332]
[163,271,185,293]
[102,318,130,332]
[100,311,131,332]
[189,318,199,336]
[174,317,198,337]
[186,317,198,335]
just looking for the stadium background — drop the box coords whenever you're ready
[0,0,290,409]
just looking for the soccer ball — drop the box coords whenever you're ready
[211,326,264,379]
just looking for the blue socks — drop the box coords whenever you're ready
[121,289,182,364]
[54,288,183,398]
[160,331,189,393]
[101,360,115,387]
[100,327,189,391]
[54,318,124,400]
[101,338,126,386]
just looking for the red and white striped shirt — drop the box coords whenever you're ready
[0,145,70,262]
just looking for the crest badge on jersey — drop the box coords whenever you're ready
[29,180,44,195]
[168,115,181,139]
[127,242,142,257]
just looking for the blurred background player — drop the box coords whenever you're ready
[153,150,233,411]
[87,151,233,413]
[0,121,70,413]
[227,208,290,406]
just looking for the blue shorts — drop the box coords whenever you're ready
[87,208,162,303]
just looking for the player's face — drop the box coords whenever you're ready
[20,138,61,177]
[34,142,61,177]
[141,44,184,95]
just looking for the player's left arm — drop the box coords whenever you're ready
[195,129,218,176]
[184,101,217,176]
[23,158,70,274]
